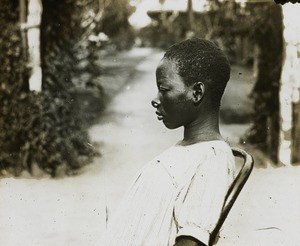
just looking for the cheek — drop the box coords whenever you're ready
[160,97,177,114]
[161,93,189,107]
[162,97,193,119]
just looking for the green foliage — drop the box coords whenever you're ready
[99,0,136,49]
[101,0,134,36]
[41,0,101,92]
[0,91,97,177]
[139,22,182,49]
[0,0,101,177]
[0,0,24,93]
[41,0,105,122]
[138,8,235,50]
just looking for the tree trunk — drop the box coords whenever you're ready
[26,0,42,92]
[279,4,300,165]
[187,0,194,32]
[20,0,27,60]
[247,4,283,164]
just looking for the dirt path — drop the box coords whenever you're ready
[0,48,299,245]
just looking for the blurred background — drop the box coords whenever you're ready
[0,0,300,245]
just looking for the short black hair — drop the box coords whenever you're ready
[163,38,230,107]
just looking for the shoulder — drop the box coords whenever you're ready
[210,141,233,157]
[193,140,233,158]
[196,141,235,174]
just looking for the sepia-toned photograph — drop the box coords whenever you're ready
[0,0,300,245]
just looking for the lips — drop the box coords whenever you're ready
[155,111,164,120]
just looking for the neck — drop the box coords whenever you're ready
[181,110,223,145]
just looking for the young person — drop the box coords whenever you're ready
[106,38,236,246]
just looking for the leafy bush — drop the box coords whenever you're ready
[41,0,105,123]
[0,91,97,177]
[0,0,24,92]
[0,0,100,177]
[99,0,136,49]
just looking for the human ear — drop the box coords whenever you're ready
[192,82,205,104]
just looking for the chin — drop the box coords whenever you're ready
[163,121,181,130]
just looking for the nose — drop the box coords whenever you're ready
[151,97,160,108]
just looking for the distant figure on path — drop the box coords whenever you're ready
[106,38,235,246]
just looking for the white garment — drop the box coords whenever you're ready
[106,140,235,246]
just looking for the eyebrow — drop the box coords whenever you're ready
[156,76,169,83]
[156,65,168,74]
[156,76,170,82]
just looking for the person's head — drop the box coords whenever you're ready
[151,38,230,129]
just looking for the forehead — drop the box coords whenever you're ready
[156,58,179,79]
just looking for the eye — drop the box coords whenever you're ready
[158,85,169,93]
